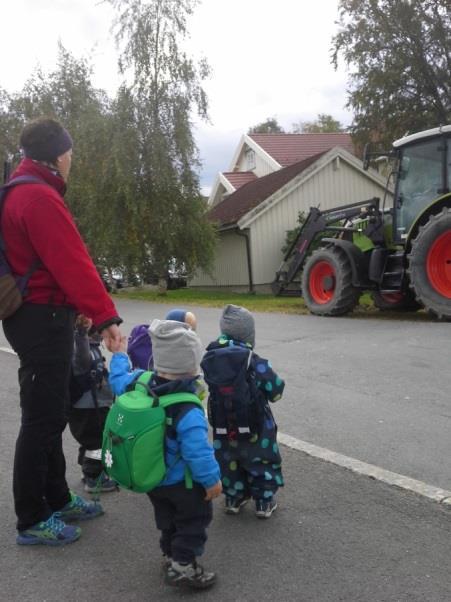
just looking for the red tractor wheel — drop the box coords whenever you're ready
[301,246,360,316]
[426,230,451,298]
[371,290,421,312]
[408,208,451,319]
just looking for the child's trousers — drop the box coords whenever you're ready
[68,407,109,478]
[148,482,212,564]
[214,433,284,501]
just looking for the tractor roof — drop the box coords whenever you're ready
[393,125,451,148]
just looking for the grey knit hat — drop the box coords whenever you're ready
[20,118,73,162]
[149,319,203,375]
[220,304,255,347]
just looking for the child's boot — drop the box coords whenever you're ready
[165,560,216,589]
[255,498,278,519]
[224,495,250,515]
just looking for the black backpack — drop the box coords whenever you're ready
[201,343,263,440]
[69,341,107,407]
[0,176,44,319]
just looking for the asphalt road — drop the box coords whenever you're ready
[108,299,451,492]
[1,300,451,601]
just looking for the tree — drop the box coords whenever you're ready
[248,117,285,134]
[0,45,117,268]
[107,0,217,290]
[282,211,306,256]
[332,0,451,148]
[292,113,344,134]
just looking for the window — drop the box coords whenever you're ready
[396,139,443,236]
[246,149,256,170]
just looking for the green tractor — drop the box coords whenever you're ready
[272,125,451,319]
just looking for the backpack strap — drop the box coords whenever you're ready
[158,391,204,490]
[0,176,47,293]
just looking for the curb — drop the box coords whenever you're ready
[279,432,451,506]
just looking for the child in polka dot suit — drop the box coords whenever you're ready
[202,305,285,519]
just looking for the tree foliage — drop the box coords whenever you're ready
[107,0,216,285]
[0,1,216,288]
[248,117,285,134]
[333,0,451,147]
[292,113,344,133]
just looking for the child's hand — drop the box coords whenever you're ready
[204,481,222,501]
[76,314,93,331]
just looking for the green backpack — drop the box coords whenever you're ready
[101,371,204,493]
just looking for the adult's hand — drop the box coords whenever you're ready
[101,324,122,352]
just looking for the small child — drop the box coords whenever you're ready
[201,304,285,519]
[68,315,117,493]
[109,319,221,590]
[127,308,197,370]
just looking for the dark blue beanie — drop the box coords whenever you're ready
[21,121,73,162]
[165,309,187,322]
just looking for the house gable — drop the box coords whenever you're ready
[237,147,388,229]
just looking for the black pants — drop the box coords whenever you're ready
[148,482,213,564]
[3,303,75,531]
[68,407,109,479]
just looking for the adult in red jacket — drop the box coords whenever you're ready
[2,118,123,546]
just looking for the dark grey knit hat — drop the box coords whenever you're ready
[220,304,255,346]
[149,319,202,375]
[20,118,73,163]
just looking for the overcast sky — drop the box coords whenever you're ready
[0,0,352,194]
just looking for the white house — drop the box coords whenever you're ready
[192,134,391,292]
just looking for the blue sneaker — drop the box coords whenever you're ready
[16,514,81,546]
[56,492,104,521]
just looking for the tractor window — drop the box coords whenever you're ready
[396,139,443,237]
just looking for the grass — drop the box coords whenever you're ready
[114,287,436,321]
[115,287,309,314]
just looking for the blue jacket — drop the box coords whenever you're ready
[109,352,220,489]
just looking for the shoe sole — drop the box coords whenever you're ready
[16,531,81,546]
[224,498,249,515]
[84,484,118,493]
[165,575,217,590]
[255,502,278,519]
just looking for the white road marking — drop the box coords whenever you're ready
[0,346,16,356]
[279,432,451,506]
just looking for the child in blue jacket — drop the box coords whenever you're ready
[109,319,221,590]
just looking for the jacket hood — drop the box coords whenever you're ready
[148,374,199,397]
[205,335,253,352]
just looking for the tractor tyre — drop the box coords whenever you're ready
[407,208,451,320]
[301,246,360,316]
[371,290,421,312]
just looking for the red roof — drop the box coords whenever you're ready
[249,133,354,166]
[223,171,257,190]
[210,151,326,228]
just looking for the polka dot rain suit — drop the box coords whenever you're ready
[202,336,285,502]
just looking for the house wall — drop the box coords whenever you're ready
[249,160,392,285]
[190,230,249,287]
[235,146,276,178]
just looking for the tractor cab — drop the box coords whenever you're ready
[392,126,451,243]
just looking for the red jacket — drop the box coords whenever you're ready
[2,159,121,330]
